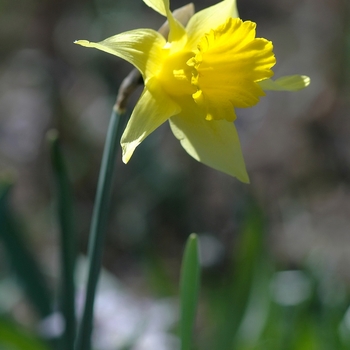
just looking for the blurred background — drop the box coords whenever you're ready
[1,0,350,349]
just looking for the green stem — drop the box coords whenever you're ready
[74,107,126,350]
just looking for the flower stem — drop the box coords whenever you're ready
[74,106,126,350]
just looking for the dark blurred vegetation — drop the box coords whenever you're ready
[1,0,350,349]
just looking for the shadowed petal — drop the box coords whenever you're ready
[259,75,310,91]
[169,100,249,182]
[121,78,181,163]
[186,0,239,49]
[75,29,166,78]
[158,3,195,41]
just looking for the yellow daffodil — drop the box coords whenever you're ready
[75,0,310,182]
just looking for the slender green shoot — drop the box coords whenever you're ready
[180,233,201,350]
[48,130,77,350]
[0,180,52,319]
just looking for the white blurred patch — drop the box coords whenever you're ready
[270,270,312,306]
[76,256,178,350]
[38,312,65,338]
[198,233,225,267]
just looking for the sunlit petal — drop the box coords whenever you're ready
[189,18,275,120]
[75,29,166,78]
[121,78,181,163]
[169,99,249,182]
[258,75,310,91]
[186,0,239,49]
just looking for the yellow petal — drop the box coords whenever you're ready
[258,75,310,91]
[186,0,239,49]
[169,99,249,182]
[75,29,166,78]
[121,78,181,163]
[143,0,186,45]
[143,0,168,16]
[158,3,195,39]
[173,3,195,27]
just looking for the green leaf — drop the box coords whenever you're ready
[180,233,201,350]
[48,130,77,350]
[0,181,52,319]
[214,201,266,350]
[0,316,50,350]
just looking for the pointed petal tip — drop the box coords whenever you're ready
[229,165,249,183]
[239,173,250,184]
[259,74,311,91]
[121,155,129,164]
[301,75,311,87]
[121,148,131,164]
[121,139,141,164]
[74,40,92,47]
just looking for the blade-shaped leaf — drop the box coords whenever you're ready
[180,233,200,350]
[48,130,77,349]
[0,181,52,319]
[0,316,50,350]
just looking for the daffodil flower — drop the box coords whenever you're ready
[75,0,310,182]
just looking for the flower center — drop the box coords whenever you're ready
[187,18,276,121]
[158,50,197,97]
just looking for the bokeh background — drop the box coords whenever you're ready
[1,0,350,349]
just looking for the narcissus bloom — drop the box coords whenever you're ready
[75,0,310,182]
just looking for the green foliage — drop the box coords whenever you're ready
[180,233,200,350]
[0,181,53,319]
[2,170,350,350]
[0,317,50,350]
[48,130,77,350]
